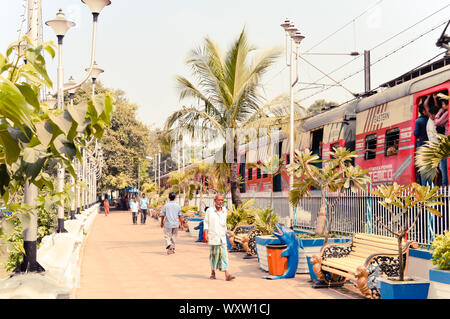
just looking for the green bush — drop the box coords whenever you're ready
[431,230,450,270]
[181,206,198,215]
[3,221,24,272]
[254,207,279,235]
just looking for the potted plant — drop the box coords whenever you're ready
[285,147,370,275]
[428,230,450,298]
[371,182,443,299]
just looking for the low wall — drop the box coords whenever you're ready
[0,204,100,299]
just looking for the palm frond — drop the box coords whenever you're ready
[415,134,450,181]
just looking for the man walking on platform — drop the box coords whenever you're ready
[129,197,139,225]
[160,192,184,254]
[139,193,149,224]
[204,194,235,281]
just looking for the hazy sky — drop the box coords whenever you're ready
[1,0,449,130]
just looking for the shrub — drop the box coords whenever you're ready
[431,230,450,270]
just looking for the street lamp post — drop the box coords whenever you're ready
[45,0,111,231]
[86,61,104,98]
[46,9,76,233]
[65,75,77,219]
[281,19,305,228]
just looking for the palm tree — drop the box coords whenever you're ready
[164,28,280,207]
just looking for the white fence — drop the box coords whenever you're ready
[189,187,449,247]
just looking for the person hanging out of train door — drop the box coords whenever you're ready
[424,94,443,186]
[414,100,429,185]
[434,93,449,186]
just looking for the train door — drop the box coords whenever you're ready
[413,84,449,186]
[273,141,283,192]
[239,154,246,193]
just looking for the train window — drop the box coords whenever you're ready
[257,168,261,179]
[364,134,377,160]
[385,128,399,157]
[248,168,253,180]
[263,172,268,178]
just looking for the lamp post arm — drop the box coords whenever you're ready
[63,14,98,92]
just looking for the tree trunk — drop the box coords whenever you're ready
[315,190,327,236]
[398,234,404,281]
[230,137,241,208]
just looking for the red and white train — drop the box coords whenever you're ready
[236,56,450,193]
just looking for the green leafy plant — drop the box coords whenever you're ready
[254,207,279,235]
[287,147,371,245]
[371,182,444,281]
[431,230,450,270]
[0,35,114,269]
[226,199,257,230]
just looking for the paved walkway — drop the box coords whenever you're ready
[74,209,364,299]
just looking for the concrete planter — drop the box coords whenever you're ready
[378,277,430,299]
[428,268,450,299]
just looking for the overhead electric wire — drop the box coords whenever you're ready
[260,0,385,92]
[296,3,450,97]
[296,19,449,102]
[304,0,385,53]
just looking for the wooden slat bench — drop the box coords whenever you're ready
[227,224,263,256]
[310,233,419,299]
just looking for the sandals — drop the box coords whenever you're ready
[225,275,236,281]
[210,274,216,280]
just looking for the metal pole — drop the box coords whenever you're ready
[55,27,67,232]
[364,50,371,93]
[154,156,157,187]
[76,158,81,214]
[158,151,161,192]
[18,0,44,273]
[288,36,295,227]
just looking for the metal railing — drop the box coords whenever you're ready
[190,187,449,247]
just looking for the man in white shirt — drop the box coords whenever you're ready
[129,197,139,225]
[204,194,235,281]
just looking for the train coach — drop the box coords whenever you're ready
[235,56,450,192]
[355,59,450,186]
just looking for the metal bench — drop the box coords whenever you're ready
[227,224,263,257]
[310,233,419,299]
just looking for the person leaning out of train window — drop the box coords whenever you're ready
[434,95,449,187]
[386,139,399,156]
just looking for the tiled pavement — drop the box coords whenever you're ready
[74,209,364,299]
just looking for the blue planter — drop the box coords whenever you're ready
[378,278,430,299]
[429,268,450,285]
[255,235,281,263]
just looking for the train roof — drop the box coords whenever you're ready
[301,100,359,131]
[356,62,450,113]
